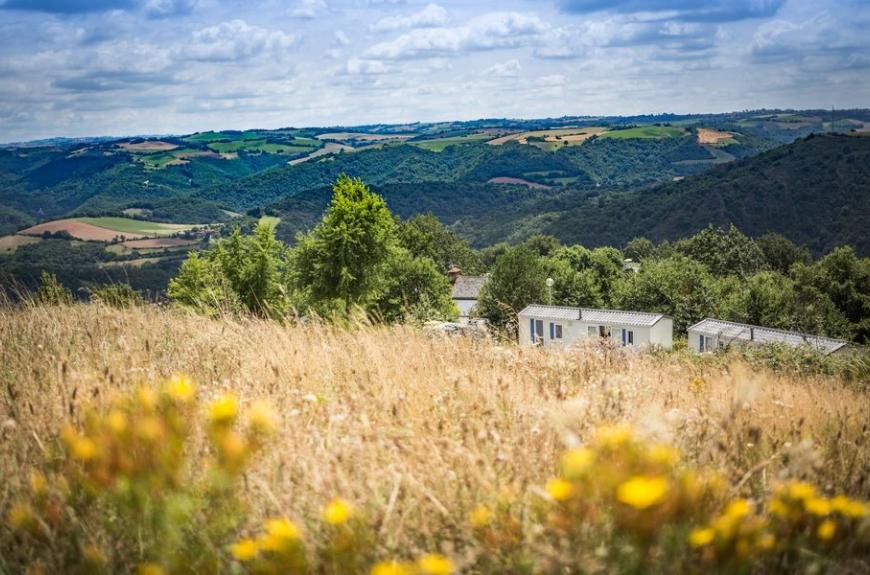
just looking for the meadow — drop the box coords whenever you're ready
[1,302,868,573]
[599,125,685,139]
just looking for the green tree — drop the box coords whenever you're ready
[675,224,767,278]
[397,213,483,274]
[523,234,562,257]
[756,233,812,274]
[545,257,604,308]
[34,271,73,305]
[615,255,719,333]
[169,222,288,318]
[293,176,396,313]
[477,245,546,332]
[624,237,656,262]
[375,250,457,323]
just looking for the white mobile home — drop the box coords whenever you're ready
[687,318,849,356]
[518,304,673,350]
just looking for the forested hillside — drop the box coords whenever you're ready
[535,134,870,255]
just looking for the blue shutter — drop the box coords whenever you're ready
[550,322,554,339]
[622,329,627,346]
[699,334,704,352]
[530,318,536,343]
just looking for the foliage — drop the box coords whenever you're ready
[169,222,288,318]
[755,232,811,274]
[623,237,656,262]
[476,245,546,332]
[293,176,397,313]
[90,283,143,308]
[34,270,73,305]
[396,213,483,275]
[5,376,276,574]
[374,250,457,323]
[674,224,767,278]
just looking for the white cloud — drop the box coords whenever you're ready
[334,30,351,46]
[370,3,448,32]
[483,59,521,77]
[292,0,327,19]
[365,12,548,59]
[345,58,392,75]
[143,0,197,19]
[182,20,297,62]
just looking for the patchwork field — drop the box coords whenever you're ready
[697,128,737,145]
[487,176,552,189]
[599,125,685,139]
[120,238,200,249]
[409,132,494,152]
[0,234,39,252]
[20,217,196,242]
[118,141,178,153]
[316,132,414,142]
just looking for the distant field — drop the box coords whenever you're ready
[0,234,39,252]
[206,140,317,155]
[487,176,551,189]
[288,142,353,166]
[598,125,684,139]
[118,141,178,153]
[316,132,414,142]
[697,128,737,146]
[488,127,607,147]
[21,217,195,242]
[410,132,493,151]
[121,238,200,249]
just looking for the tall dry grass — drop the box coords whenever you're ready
[1,302,868,567]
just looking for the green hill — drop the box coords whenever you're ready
[510,134,870,255]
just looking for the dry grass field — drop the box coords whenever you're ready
[19,219,149,241]
[1,303,868,573]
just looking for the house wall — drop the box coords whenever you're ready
[650,318,674,348]
[687,328,721,352]
[518,313,672,350]
[454,299,477,318]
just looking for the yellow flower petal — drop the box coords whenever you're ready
[546,478,575,502]
[418,554,454,575]
[617,476,669,510]
[323,498,353,525]
[689,527,715,547]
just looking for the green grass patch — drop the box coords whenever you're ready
[410,133,491,152]
[599,125,684,139]
[76,217,193,236]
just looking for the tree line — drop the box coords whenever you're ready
[30,176,869,345]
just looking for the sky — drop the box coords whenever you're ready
[0,0,868,142]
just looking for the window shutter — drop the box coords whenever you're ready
[530,318,536,342]
[550,322,554,339]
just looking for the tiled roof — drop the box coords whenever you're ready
[451,275,487,300]
[519,304,667,327]
[687,318,848,355]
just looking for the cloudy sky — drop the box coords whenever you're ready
[0,0,868,141]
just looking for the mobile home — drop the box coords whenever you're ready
[518,304,673,350]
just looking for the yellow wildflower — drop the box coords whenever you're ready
[546,478,575,502]
[617,476,669,510]
[67,434,98,462]
[106,409,127,433]
[209,394,239,425]
[323,498,354,525]
[230,538,259,561]
[469,504,492,528]
[723,499,751,520]
[28,470,47,496]
[561,447,593,479]
[648,444,680,467]
[689,527,715,547]
[817,519,836,541]
[166,374,195,403]
[7,501,34,530]
[137,564,165,575]
[830,496,868,518]
[248,400,277,435]
[371,560,414,575]
[418,554,454,575]
[787,481,816,501]
[135,416,163,442]
[265,517,301,540]
[137,388,158,411]
[595,424,633,449]
[805,497,831,516]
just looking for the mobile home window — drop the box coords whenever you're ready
[628,330,634,345]
[587,326,597,337]
[554,324,563,339]
[598,325,611,338]
[535,320,544,341]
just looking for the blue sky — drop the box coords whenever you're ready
[0,0,868,141]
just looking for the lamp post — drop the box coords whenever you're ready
[546,277,554,305]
